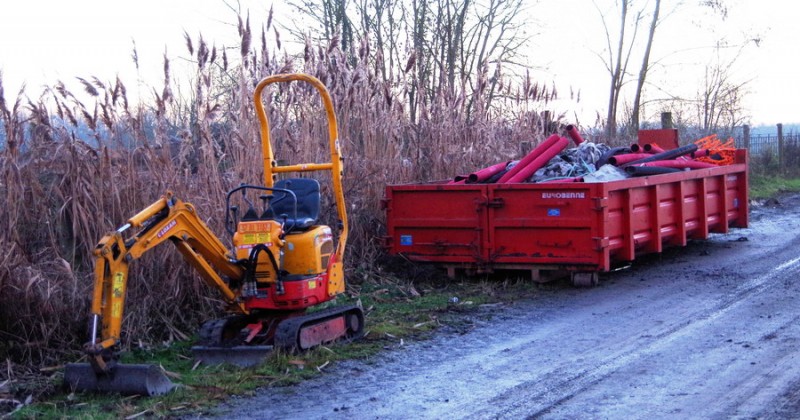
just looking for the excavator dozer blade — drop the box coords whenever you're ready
[191,345,273,367]
[63,363,176,396]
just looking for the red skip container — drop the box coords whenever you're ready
[383,149,749,285]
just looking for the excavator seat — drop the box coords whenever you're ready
[270,178,320,231]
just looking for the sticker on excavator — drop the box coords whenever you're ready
[548,209,561,217]
[242,229,273,245]
[113,272,124,297]
[308,280,317,289]
[156,220,177,238]
[400,235,413,246]
[112,302,122,317]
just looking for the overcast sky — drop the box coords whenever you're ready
[1,0,797,128]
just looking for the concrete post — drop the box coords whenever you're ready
[778,123,784,173]
[661,112,674,129]
[742,125,750,150]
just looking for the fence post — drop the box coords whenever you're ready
[520,141,532,156]
[778,123,784,173]
[743,125,750,150]
[542,110,552,134]
[661,112,674,129]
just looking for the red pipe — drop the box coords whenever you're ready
[505,136,570,183]
[643,143,665,153]
[624,143,699,167]
[607,153,653,166]
[636,160,715,169]
[630,143,643,153]
[447,177,467,185]
[691,149,711,158]
[540,176,583,183]
[565,125,584,146]
[497,134,561,183]
[467,161,510,183]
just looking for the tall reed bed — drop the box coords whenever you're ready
[0,16,555,372]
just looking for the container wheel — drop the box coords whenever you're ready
[571,272,599,288]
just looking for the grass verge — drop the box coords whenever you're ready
[749,174,800,200]
[10,274,540,419]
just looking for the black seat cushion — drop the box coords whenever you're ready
[271,178,320,231]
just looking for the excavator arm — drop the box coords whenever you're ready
[85,192,246,374]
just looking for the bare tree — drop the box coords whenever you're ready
[289,0,356,54]
[597,0,642,139]
[597,0,732,139]
[630,0,659,135]
[696,42,751,133]
[289,0,530,122]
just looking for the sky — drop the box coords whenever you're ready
[1,0,798,128]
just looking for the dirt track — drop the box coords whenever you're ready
[210,194,800,419]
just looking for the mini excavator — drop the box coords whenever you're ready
[64,74,364,395]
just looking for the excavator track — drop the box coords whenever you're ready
[192,316,273,367]
[274,305,364,352]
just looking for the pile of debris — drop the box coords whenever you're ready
[449,127,736,185]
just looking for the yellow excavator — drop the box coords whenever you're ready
[64,74,364,395]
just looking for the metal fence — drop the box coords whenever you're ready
[735,133,800,157]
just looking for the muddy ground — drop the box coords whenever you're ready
[208,194,800,419]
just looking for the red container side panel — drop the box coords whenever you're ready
[489,183,605,269]
[384,151,749,275]
[384,184,489,263]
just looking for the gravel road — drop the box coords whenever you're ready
[209,194,800,419]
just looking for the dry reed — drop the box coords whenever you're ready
[0,14,556,375]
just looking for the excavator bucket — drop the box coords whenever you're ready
[191,345,273,367]
[63,363,176,396]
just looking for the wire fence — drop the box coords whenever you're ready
[733,128,800,175]
[735,133,800,156]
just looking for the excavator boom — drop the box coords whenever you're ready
[65,193,248,395]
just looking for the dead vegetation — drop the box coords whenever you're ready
[0,11,556,385]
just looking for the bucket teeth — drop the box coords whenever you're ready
[63,363,176,396]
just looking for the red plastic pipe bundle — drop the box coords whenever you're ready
[624,143,699,167]
[503,136,570,183]
[643,143,665,153]
[607,153,653,166]
[467,161,510,183]
[496,134,561,183]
